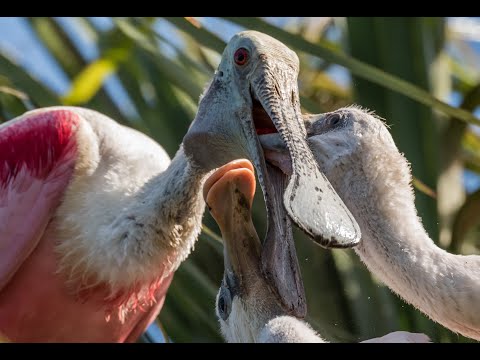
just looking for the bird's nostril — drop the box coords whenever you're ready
[216,70,224,77]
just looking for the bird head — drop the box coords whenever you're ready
[203,159,285,342]
[260,106,411,218]
[184,32,361,317]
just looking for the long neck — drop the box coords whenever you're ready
[57,145,210,297]
[122,145,208,271]
[349,165,480,340]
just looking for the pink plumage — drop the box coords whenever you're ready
[0,108,181,342]
[0,110,78,183]
[0,110,79,294]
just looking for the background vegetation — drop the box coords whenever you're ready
[1,17,479,343]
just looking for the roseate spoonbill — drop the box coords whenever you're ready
[0,30,357,342]
[185,30,360,317]
[203,159,429,343]
[260,106,480,341]
[0,107,194,342]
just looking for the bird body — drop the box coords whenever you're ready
[0,30,362,342]
[0,107,206,342]
[261,106,480,341]
[307,107,480,341]
[260,317,429,343]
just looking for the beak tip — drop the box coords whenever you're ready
[313,234,361,249]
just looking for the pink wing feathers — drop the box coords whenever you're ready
[0,109,80,291]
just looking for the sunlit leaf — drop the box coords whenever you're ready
[200,226,223,255]
[115,19,204,102]
[163,17,226,53]
[451,188,480,252]
[0,53,59,106]
[28,17,130,124]
[184,17,201,29]
[0,85,28,100]
[413,177,437,199]
[462,129,480,174]
[310,72,350,98]
[62,51,128,105]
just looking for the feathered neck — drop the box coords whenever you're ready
[345,142,480,340]
[56,145,209,322]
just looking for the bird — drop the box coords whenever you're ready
[203,158,430,343]
[185,29,361,319]
[0,30,355,342]
[260,105,480,341]
[0,106,203,342]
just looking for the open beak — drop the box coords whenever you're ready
[184,31,360,318]
[244,67,361,317]
[204,159,306,319]
[238,79,306,317]
[248,74,360,249]
[203,160,261,296]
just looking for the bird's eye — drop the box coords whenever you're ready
[217,286,232,320]
[327,113,342,128]
[234,48,249,66]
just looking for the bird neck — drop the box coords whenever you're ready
[136,144,208,219]
[124,144,208,270]
[351,170,480,340]
[56,144,209,316]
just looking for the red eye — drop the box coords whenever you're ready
[234,48,249,66]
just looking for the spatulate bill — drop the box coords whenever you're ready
[261,162,306,318]
[285,141,361,248]
[260,100,361,248]
[258,127,361,248]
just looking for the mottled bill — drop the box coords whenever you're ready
[260,131,361,249]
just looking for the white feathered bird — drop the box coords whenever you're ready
[203,159,430,343]
[260,106,480,341]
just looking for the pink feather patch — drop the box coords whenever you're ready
[74,274,165,323]
[0,109,79,292]
[0,110,79,186]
